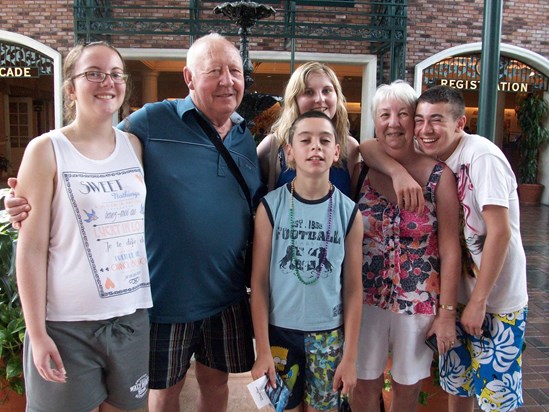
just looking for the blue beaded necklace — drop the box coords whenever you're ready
[289,178,334,285]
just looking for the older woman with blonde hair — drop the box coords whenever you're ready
[354,80,461,411]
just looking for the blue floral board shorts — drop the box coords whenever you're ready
[268,325,344,411]
[439,306,528,412]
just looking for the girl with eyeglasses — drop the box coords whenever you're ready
[15,42,152,411]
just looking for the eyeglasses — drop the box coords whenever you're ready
[72,71,128,84]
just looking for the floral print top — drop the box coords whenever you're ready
[358,162,445,315]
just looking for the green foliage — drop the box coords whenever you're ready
[418,390,429,405]
[383,356,439,407]
[516,94,549,184]
[383,373,392,393]
[0,189,24,399]
[0,157,9,173]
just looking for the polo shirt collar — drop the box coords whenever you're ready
[177,96,247,133]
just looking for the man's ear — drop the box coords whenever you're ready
[183,67,194,90]
[456,114,467,132]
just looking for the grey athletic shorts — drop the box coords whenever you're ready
[24,309,150,412]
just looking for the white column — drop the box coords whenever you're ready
[142,70,159,104]
[540,92,549,205]
[360,57,377,142]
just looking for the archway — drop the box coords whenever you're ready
[0,30,62,175]
[414,43,549,205]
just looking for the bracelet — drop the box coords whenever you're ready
[440,304,456,311]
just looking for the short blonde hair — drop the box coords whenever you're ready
[372,80,417,118]
[271,62,350,161]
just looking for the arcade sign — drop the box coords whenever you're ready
[0,66,39,78]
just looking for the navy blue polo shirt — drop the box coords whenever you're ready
[119,96,262,323]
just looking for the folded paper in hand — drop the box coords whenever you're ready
[247,375,271,409]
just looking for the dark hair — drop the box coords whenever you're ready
[288,110,335,143]
[63,41,131,124]
[417,85,465,120]
[287,110,341,168]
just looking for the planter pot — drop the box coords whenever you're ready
[0,387,25,412]
[518,183,544,205]
[0,359,25,412]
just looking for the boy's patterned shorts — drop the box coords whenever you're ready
[439,306,528,412]
[269,325,344,410]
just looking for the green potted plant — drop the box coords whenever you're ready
[0,188,25,406]
[515,93,549,204]
[0,157,9,182]
[0,157,9,174]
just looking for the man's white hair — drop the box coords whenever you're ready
[186,33,241,74]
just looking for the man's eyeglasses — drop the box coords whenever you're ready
[72,71,128,84]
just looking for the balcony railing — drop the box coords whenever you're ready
[73,0,407,82]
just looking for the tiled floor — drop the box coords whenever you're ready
[180,204,549,412]
[515,204,549,412]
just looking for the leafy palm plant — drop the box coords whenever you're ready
[0,157,9,174]
[0,189,25,400]
[516,94,549,184]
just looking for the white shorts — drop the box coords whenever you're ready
[357,305,435,385]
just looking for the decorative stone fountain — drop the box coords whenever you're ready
[214,0,281,123]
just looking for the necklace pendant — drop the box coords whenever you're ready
[289,178,334,285]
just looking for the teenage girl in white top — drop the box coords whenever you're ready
[16,42,152,412]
